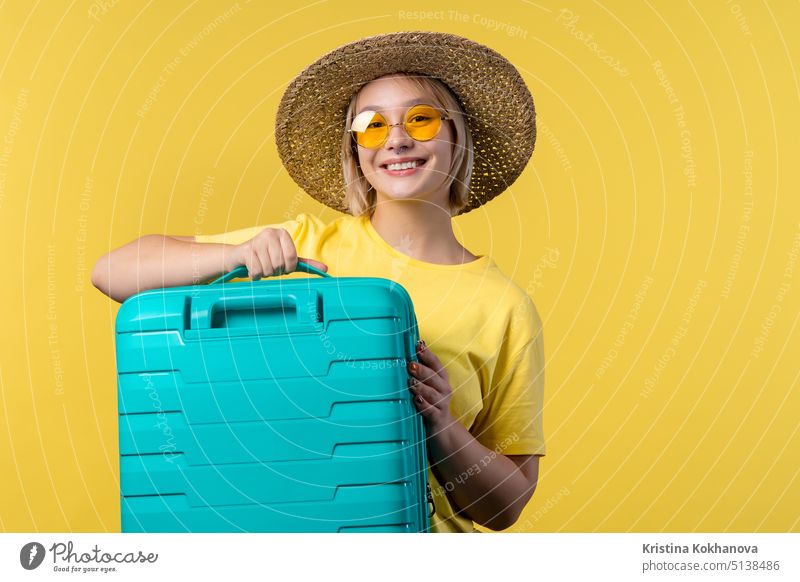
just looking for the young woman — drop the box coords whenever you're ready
[93,31,545,533]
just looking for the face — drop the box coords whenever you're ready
[353,75,454,209]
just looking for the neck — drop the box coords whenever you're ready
[369,195,478,265]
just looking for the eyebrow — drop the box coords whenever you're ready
[356,98,429,115]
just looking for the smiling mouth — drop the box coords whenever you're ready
[381,159,427,171]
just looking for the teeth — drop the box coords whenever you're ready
[386,160,422,171]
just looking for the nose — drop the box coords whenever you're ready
[385,122,413,151]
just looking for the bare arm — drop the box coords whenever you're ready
[91,234,233,304]
[427,429,539,530]
[92,228,328,304]
[410,343,540,530]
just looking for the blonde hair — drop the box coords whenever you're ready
[341,73,473,217]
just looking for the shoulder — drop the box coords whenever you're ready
[193,211,354,246]
[483,262,541,318]
[481,263,543,348]
[294,212,361,252]
[294,211,358,234]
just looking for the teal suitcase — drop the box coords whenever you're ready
[115,261,432,532]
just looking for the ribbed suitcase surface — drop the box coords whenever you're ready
[115,262,431,532]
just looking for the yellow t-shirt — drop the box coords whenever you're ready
[194,212,546,533]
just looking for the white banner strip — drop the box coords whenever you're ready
[1,533,797,581]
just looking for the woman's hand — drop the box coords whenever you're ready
[224,227,328,280]
[407,339,456,432]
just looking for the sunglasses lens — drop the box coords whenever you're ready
[405,105,441,141]
[350,105,443,148]
[351,110,387,148]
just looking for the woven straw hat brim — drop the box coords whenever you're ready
[275,31,536,215]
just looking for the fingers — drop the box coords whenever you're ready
[299,257,328,272]
[279,230,298,274]
[407,343,451,411]
[416,339,448,381]
[250,243,272,281]
[411,342,449,386]
[230,227,327,281]
[240,228,270,280]
[266,234,286,276]
[241,228,292,280]
[408,360,440,389]
[408,343,456,431]
[408,375,445,409]
[410,387,437,419]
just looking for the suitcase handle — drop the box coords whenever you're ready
[189,290,321,332]
[209,260,331,285]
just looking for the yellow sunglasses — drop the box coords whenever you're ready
[348,103,451,149]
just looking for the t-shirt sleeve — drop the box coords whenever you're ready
[193,213,309,245]
[469,296,546,457]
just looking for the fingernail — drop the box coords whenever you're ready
[415,395,423,404]
[408,362,418,372]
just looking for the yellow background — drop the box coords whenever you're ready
[1,0,798,532]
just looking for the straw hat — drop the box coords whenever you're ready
[274,31,536,215]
